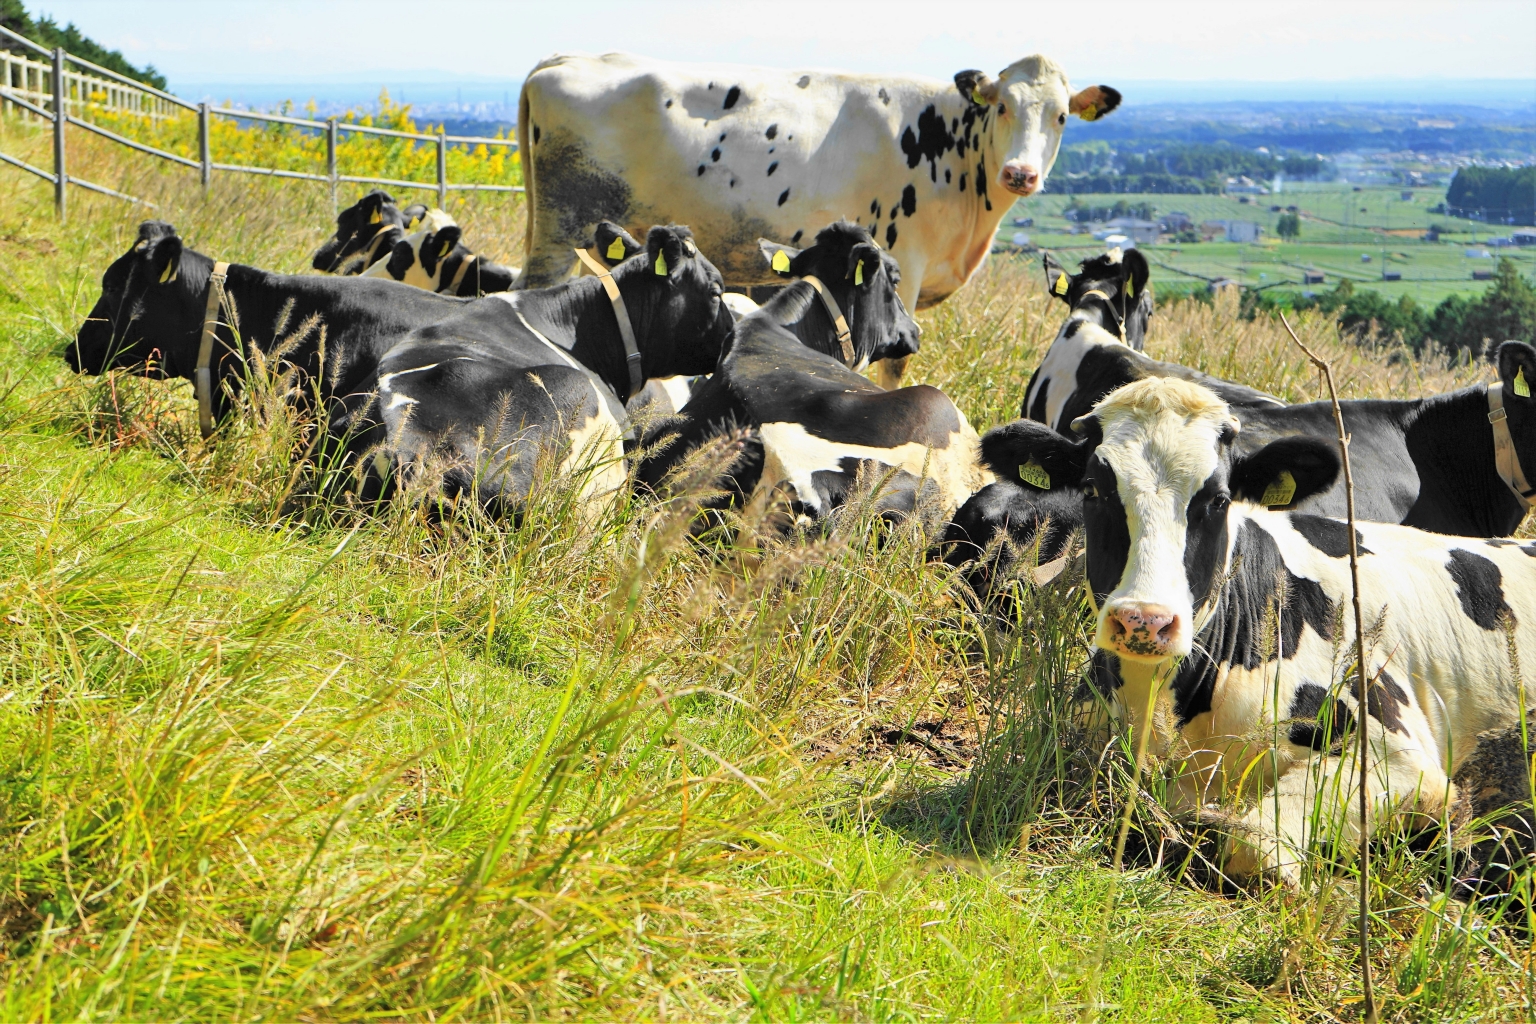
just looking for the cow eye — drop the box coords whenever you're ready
[1057,113,1066,126]
[997,103,1006,115]
[1082,481,1100,499]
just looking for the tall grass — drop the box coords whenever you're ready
[0,112,1531,1020]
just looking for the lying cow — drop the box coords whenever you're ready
[517,51,1119,387]
[312,190,423,275]
[374,222,734,512]
[361,213,519,297]
[639,221,991,525]
[1001,376,1536,883]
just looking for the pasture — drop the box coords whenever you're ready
[0,115,1532,1021]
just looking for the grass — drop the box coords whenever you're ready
[0,114,1532,1020]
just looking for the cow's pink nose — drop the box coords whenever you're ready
[1105,602,1179,657]
[1001,163,1040,194]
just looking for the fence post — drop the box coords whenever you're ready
[327,117,338,213]
[437,130,446,209]
[198,102,211,188]
[51,47,65,219]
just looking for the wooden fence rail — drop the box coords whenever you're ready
[0,24,523,220]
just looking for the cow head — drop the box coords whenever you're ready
[610,224,735,384]
[996,378,1339,662]
[1043,247,1152,349]
[67,221,209,379]
[365,212,517,296]
[758,221,920,369]
[312,189,408,273]
[1495,339,1536,486]
[954,56,1120,198]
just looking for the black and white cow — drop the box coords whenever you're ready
[69,220,469,486]
[638,221,991,524]
[1022,248,1285,433]
[311,190,424,275]
[361,212,519,296]
[373,223,735,512]
[1001,376,1536,882]
[517,51,1120,387]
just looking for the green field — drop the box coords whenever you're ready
[1004,185,1536,306]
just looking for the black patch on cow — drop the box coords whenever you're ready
[1486,539,1518,547]
[532,124,540,144]
[869,198,879,216]
[1026,378,1049,423]
[879,87,891,105]
[1169,520,1337,726]
[723,86,741,109]
[778,189,790,206]
[900,105,956,176]
[1524,544,1536,557]
[711,148,721,162]
[1445,549,1513,630]
[1354,670,1410,735]
[1082,650,1124,698]
[890,205,898,220]
[1287,682,1355,751]
[945,168,951,183]
[958,172,966,193]
[900,184,917,217]
[796,76,809,89]
[665,99,673,108]
[765,123,778,140]
[730,178,736,188]
[886,223,897,249]
[790,230,803,244]
[1289,515,1370,559]
[768,161,779,176]
[697,165,706,176]
[1063,319,1084,339]
[530,134,632,244]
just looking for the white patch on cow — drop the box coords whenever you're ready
[626,375,698,418]
[1026,317,1125,429]
[722,292,761,322]
[361,209,460,290]
[757,416,989,518]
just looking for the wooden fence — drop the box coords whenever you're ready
[0,24,522,220]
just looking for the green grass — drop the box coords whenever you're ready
[0,115,1532,1020]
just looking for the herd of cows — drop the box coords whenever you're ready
[60,50,1536,896]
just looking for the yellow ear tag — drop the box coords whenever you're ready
[971,90,986,106]
[158,261,176,284]
[1515,367,1531,398]
[1053,272,1068,295]
[1261,470,1297,508]
[439,240,452,258]
[1019,460,1051,489]
[854,260,864,286]
[606,236,627,261]
[369,209,382,224]
[771,249,791,274]
[1080,105,1098,122]
[1125,280,1134,298]
[407,216,420,230]
[654,251,668,276]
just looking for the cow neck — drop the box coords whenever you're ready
[1403,384,1530,535]
[352,224,399,272]
[767,280,858,367]
[517,272,651,402]
[1487,382,1535,512]
[1075,288,1131,345]
[572,247,644,396]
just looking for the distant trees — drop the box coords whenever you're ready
[1276,213,1301,239]
[0,0,166,89]
[1054,143,1328,195]
[1063,199,1157,223]
[1445,166,1536,225]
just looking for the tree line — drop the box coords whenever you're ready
[1445,166,1536,226]
[1054,142,1327,195]
[0,0,166,90]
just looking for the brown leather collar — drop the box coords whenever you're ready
[1488,381,1534,512]
[799,274,855,366]
[573,247,643,398]
[196,261,231,438]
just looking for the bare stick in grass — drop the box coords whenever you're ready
[1280,311,1377,1024]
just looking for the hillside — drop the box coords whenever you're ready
[0,117,1531,1021]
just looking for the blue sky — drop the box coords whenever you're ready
[26,0,1536,101]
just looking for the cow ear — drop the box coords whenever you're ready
[359,190,394,226]
[954,69,997,106]
[1495,341,1536,402]
[847,242,881,288]
[1069,84,1122,122]
[149,234,183,286]
[758,238,802,277]
[979,419,1089,490]
[431,225,462,260]
[645,226,687,279]
[1042,252,1071,303]
[1230,435,1340,509]
[1122,248,1150,302]
[593,221,644,265]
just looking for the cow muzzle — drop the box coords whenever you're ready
[999,162,1040,196]
[1101,600,1181,661]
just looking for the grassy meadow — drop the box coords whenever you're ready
[0,117,1532,1021]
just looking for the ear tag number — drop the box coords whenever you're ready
[1515,367,1531,398]
[1019,460,1051,489]
[369,209,382,224]
[607,237,627,260]
[854,260,864,286]
[655,252,669,276]
[772,249,791,274]
[159,262,176,284]
[1261,470,1297,508]
[1053,273,1068,295]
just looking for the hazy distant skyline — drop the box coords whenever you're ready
[25,0,1536,93]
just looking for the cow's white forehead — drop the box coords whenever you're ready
[1094,378,1237,503]
[996,55,1070,98]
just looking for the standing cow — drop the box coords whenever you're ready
[517,51,1119,386]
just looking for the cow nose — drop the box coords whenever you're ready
[1001,163,1040,195]
[1104,601,1180,658]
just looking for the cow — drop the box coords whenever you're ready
[997,376,1536,883]
[638,221,990,526]
[516,51,1120,387]
[373,222,735,513]
[361,214,519,296]
[312,190,425,275]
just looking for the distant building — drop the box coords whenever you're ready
[1513,229,1536,246]
[1361,253,1373,263]
[1106,217,1160,245]
[1303,270,1326,284]
[1225,175,1267,195]
[1401,191,1414,201]
[1159,212,1193,234]
[1225,220,1263,243]
[1382,271,1402,281]
[1208,277,1240,294]
[1466,248,1492,258]
[1201,219,1229,240]
[1473,270,1495,280]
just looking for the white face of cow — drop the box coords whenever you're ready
[960,56,1121,198]
[1078,379,1241,663]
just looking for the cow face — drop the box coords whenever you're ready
[379,224,466,289]
[1495,340,1535,461]
[760,221,921,368]
[312,189,407,273]
[1043,247,1152,348]
[622,225,735,379]
[954,56,1120,197]
[1000,379,1338,663]
[67,221,200,378]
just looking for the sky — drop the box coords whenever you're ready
[25,0,1536,107]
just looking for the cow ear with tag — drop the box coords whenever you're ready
[1042,252,1071,304]
[954,69,998,107]
[645,225,690,281]
[425,226,462,271]
[148,233,183,287]
[592,221,644,266]
[1068,84,1122,122]
[1230,435,1340,509]
[846,242,881,288]
[977,419,1089,488]
[759,238,802,277]
[1495,341,1536,402]
[1121,248,1150,305]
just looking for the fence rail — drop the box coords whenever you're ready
[0,24,523,219]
